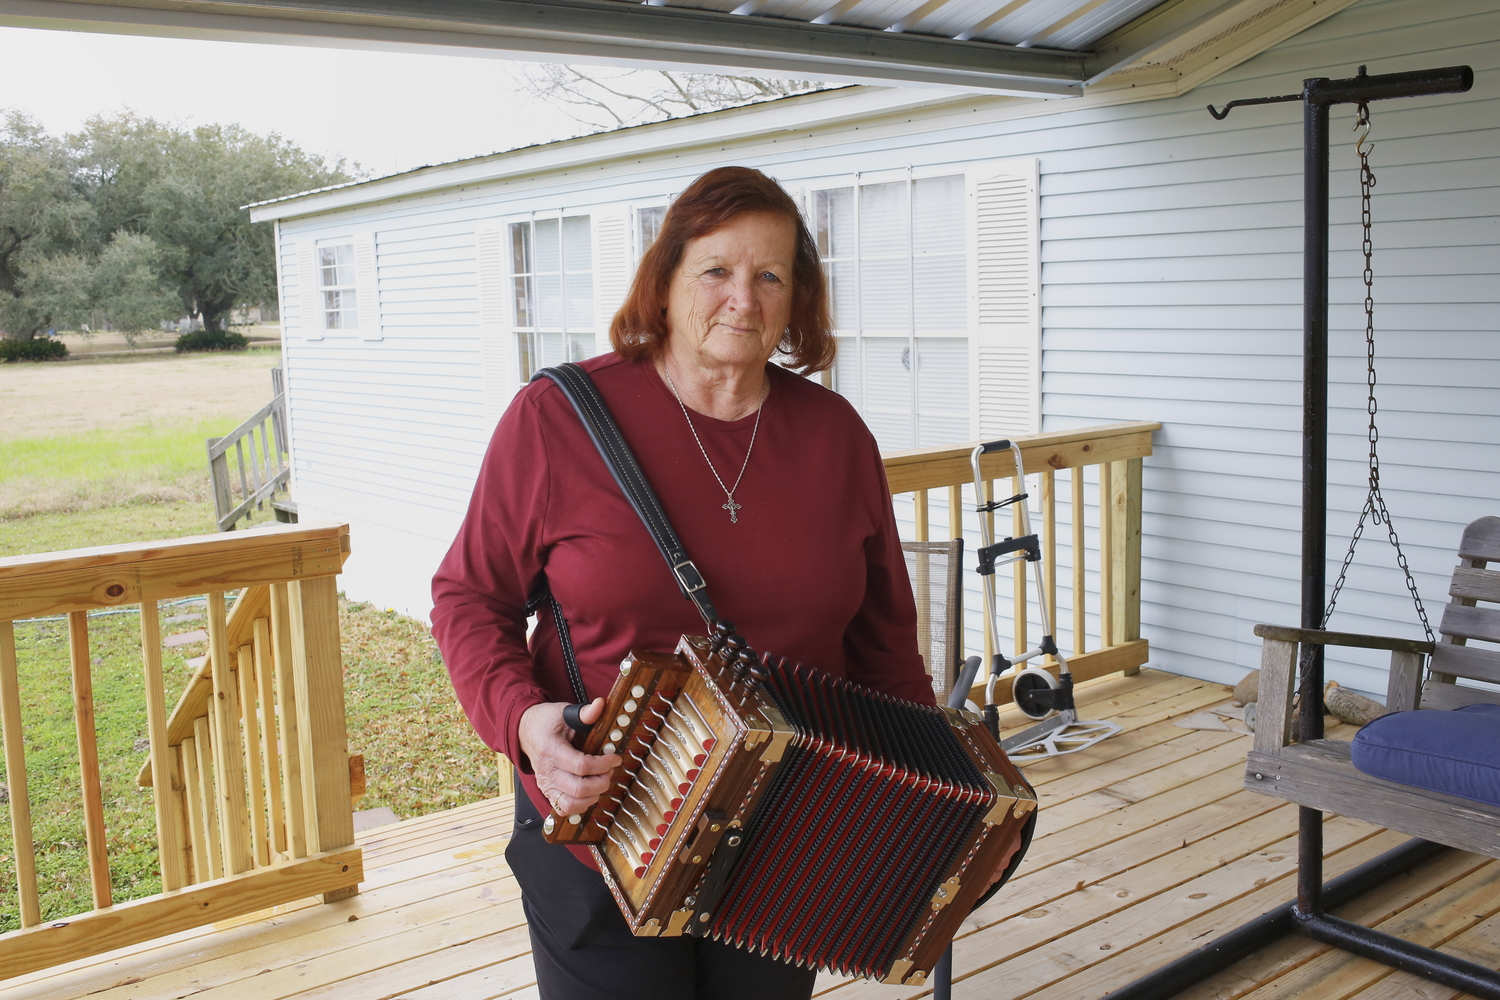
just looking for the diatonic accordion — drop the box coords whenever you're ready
[542,633,1036,987]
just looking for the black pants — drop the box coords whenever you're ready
[506,789,817,1000]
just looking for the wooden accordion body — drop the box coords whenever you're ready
[542,635,1036,987]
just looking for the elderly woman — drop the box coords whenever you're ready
[431,166,935,1000]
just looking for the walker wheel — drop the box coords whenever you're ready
[1012,668,1058,720]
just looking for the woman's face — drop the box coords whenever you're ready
[663,211,796,375]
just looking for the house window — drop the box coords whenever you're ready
[318,244,358,330]
[636,205,667,260]
[814,174,969,451]
[510,215,595,381]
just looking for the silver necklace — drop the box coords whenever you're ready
[662,366,765,524]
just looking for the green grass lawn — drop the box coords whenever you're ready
[0,347,496,931]
[0,501,223,558]
[0,419,227,518]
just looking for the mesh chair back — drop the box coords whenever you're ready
[901,539,965,707]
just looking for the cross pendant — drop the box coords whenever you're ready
[722,497,742,524]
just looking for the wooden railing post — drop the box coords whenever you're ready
[1110,458,1144,674]
[1072,469,1086,656]
[288,575,358,902]
[253,617,289,861]
[272,582,309,859]
[1098,462,1115,649]
[207,591,253,876]
[1042,470,1057,664]
[69,611,112,911]
[0,621,41,928]
[237,644,270,868]
[140,599,188,892]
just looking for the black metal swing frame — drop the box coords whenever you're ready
[1104,64,1497,1000]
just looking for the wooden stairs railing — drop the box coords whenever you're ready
[209,367,291,531]
[881,420,1159,703]
[0,522,360,982]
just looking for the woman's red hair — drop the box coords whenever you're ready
[609,166,834,374]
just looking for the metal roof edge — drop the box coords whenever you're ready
[246,0,1358,223]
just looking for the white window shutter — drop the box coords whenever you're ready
[592,208,630,351]
[296,240,322,341]
[354,232,380,341]
[969,159,1040,438]
[476,223,518,421]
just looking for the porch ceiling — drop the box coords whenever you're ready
[0,0,1326,95]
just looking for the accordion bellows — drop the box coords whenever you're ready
[543,635,1035,987]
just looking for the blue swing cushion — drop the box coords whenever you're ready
[1351,703,1500,808]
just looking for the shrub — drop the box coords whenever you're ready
[175,329,249,353]
[0,337,68,363]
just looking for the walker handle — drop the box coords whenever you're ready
[978,440,1012,454]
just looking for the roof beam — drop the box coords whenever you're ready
[0,0,1088,94]
[1082,0,1275,84]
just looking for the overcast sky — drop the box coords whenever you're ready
[0,25,601,178]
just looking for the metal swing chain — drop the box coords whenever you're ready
[1322,101,1435,641]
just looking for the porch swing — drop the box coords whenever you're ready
[1105,64,1500,1000]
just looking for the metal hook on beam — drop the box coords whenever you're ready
[1206,92,1302,120]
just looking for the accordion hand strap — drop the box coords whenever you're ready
[531,362,720,629]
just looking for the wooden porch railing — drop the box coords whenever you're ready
[209,367,291,532]
[0,522,361,982]
[882,420,1159,704]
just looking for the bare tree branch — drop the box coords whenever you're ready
[506,65,825,131]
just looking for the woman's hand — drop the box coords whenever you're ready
[986,829,1027,890]
[518,697,623,816]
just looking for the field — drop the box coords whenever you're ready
[0,348,284,543]
[0,348,496,931]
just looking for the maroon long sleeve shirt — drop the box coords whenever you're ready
[431,354,932,864]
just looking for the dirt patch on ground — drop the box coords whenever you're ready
[0,348,282,439]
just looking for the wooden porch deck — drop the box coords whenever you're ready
[7,669,1498,1000]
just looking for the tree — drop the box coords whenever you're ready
[1,112,355,339]
[0,112,93,338]
[87,232,181,342]
[0,232,180,345]
[71,114,357,332]
[508,66,824,130]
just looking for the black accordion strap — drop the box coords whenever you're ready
[524,588,588,705]
[532,362,720,629]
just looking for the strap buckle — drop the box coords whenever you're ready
[674,559,708,595]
